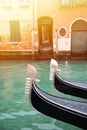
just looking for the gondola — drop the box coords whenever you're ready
[54,72,87,99]
[50,59,87,99]
[27,64,87,129]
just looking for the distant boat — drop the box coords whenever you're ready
[27,64,87,129]
[50,59,87,99]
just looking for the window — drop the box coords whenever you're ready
[19,0,30,7]
[10,21,21,43]
[61,0,71,4]
[39,0,49,2]
[0,0,12,7]
[60,0,72,6]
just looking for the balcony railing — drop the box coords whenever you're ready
[60,0,87,7]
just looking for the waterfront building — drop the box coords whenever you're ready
[0,0,87,59]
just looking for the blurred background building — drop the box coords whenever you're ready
[0,0,87,59]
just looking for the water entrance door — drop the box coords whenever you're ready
[38,16,53,52]
[71,20,87,54]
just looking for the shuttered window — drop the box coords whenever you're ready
[10,21,21,43]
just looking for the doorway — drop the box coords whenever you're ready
[38,16,53,52]
[71,19,87,54]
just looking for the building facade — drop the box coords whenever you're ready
[0,0,87,56]
[0,0,37,52]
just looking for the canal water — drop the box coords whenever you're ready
[0,60,87,130]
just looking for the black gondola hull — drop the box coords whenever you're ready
[54,73,87,99]
[30,81,87,129]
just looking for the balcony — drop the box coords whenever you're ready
[60,0,87,7]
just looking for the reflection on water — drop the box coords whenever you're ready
[32,119,63,130]
[0,60,87,130]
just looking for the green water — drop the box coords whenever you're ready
[0,60,87,130]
